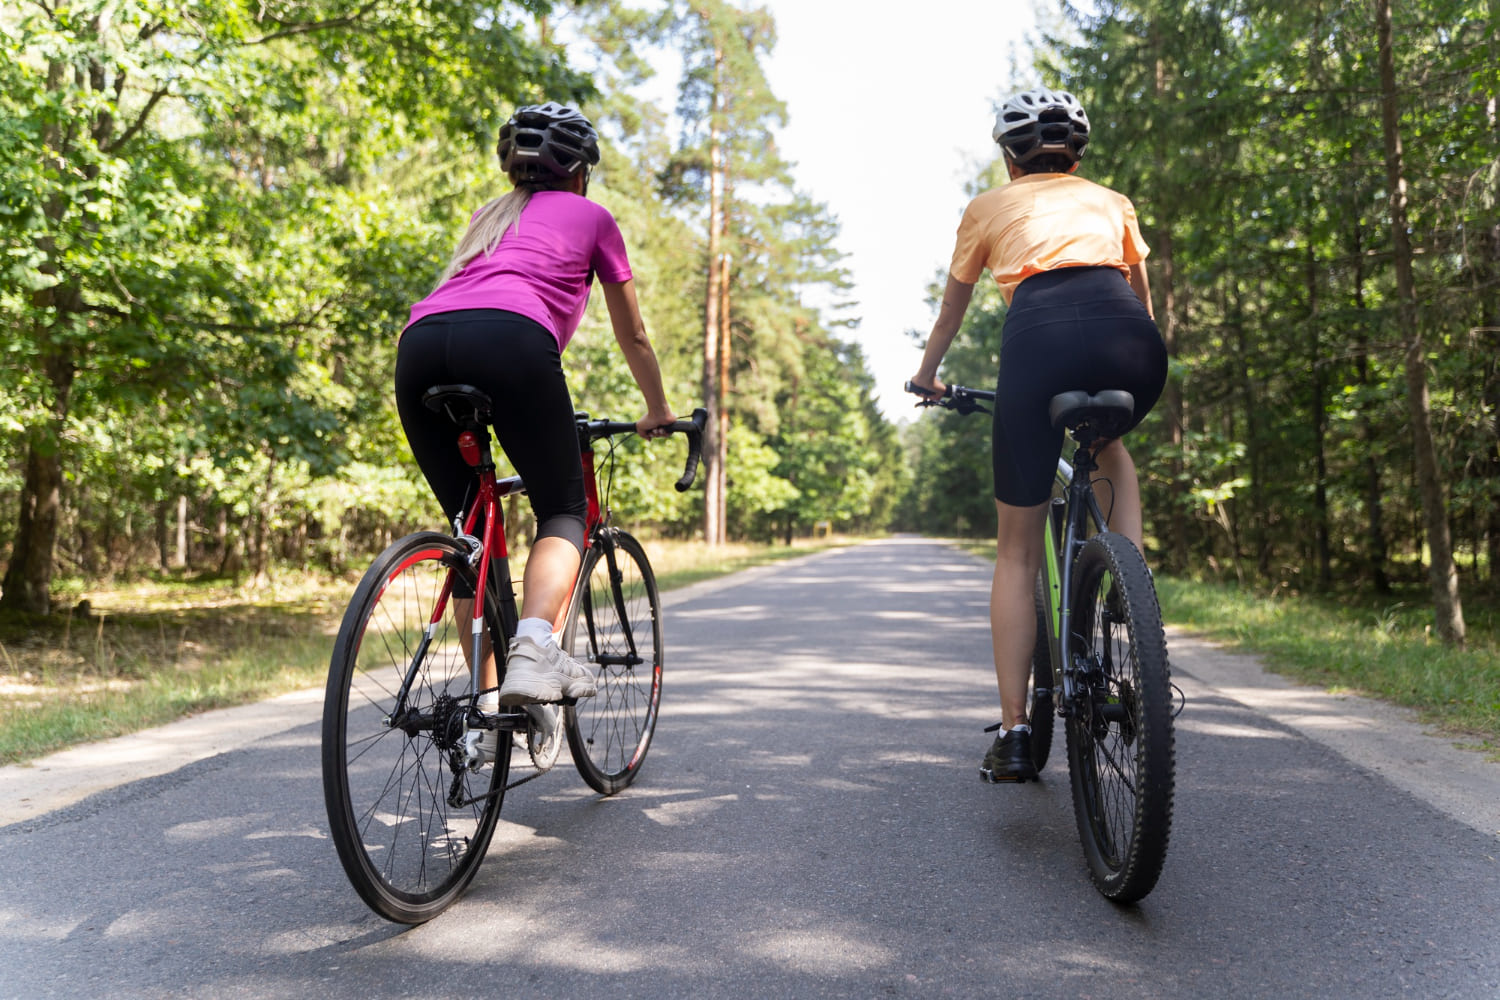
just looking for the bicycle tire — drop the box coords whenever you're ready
[322,531,511,923]
[563,528,663,795]
[1063,531,1174,903]
[1029,572,1055,773]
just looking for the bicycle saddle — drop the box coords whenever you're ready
[422,384,493,428]
[1048,390,1136,440]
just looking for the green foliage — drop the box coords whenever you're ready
[0,0,900,597]
[0,0,595,594]
[895,280,1004,536]
[902,0,1500,615]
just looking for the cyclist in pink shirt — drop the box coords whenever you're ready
[395,104,676,747]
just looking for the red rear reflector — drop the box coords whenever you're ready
[458,431,481,466]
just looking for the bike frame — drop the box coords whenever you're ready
[383,395,702,734]
[1038,447,1113,721]
[387,418,641,720]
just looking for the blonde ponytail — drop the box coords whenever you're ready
[432,188,534,291]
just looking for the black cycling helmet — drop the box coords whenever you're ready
[496,102,600,183]
[992,89,1089,167]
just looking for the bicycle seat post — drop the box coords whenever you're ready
[1048,389,1136,477]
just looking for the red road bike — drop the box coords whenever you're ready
[322,382,705,923]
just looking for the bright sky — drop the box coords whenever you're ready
[756,1,1041,416]
[620,1,1043,416]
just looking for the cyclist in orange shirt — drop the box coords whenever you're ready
[909,88,1168,783]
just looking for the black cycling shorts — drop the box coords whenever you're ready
[992,266,1168,507]
[395,310,588,557]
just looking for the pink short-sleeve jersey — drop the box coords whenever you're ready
[406,190,633,349]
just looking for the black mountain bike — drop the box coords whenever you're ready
[910,381,1176,902]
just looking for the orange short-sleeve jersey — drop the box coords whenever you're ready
[948,172,1150,304]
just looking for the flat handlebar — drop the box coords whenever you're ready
[904,380,994,415]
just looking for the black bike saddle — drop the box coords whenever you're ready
[1048,390,1136,441]
[421,384,493,428]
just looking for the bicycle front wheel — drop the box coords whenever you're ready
[563,528,663,795]
[322,532,511,924]
[1064,532,1174,903]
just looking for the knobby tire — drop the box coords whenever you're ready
[1063,531,1175,903]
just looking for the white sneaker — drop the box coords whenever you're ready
[463,726,499,769]
[498,636,597,706]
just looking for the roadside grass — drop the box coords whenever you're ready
[0,537,848,766]
[946,536,1500,753]
[1155,577,1500,754]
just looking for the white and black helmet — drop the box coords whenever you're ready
[497,102,600,183]
[993,89,1090,166]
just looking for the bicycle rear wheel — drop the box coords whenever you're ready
[322,532,511,924]
[563,528,663,795]
[1064,531,1174,903]
[1029,573,1055,773]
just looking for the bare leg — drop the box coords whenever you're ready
[1092,438,1143,551]
[452,536,581,695]
[519,536,583,629]
[992,499,1050,728]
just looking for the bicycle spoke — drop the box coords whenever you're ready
[1064,532,1175,902]
[565,531,662,794]
[323,534,509,923]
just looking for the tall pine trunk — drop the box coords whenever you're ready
[715,238,732,544]
[1374,0,1465,645]
[700,40,727,546]
[1305,220,1332,590]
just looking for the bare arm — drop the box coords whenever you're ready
[909,274,977,395]
[1128,261,1154,319]
[601,279,676,435]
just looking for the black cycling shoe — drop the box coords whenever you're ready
[980,728,1038,783]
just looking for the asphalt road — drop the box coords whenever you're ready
[3,537,1498,999]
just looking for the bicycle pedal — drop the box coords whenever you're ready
[979,768,1034,784]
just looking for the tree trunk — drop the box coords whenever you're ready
[250,456,276,587]
[174,494,189,569]
[700,39,728,546]
[0,340,77,615]
[1350,219,1391,592]
[1305,226,1332,590]
[716,241,732,542]
[1156,226,1186,574]
[1,46,107,613]
[1148,44,1187,575]
[1374,0,1465,645]
[1485,327,1500,585]
[156,502,171,571]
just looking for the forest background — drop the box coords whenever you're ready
[1,2,1497,667]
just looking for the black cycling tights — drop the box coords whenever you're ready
[395,309,587,555]
[992,267,1168,507]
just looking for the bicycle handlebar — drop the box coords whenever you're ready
[904,380,994,416]
[581,407,709,493]
[673,408,708,492]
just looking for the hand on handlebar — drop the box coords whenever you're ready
[905,376,948,401]
[636,408,678,440]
